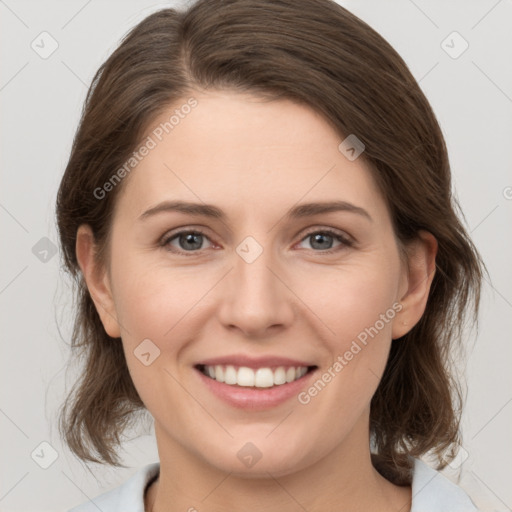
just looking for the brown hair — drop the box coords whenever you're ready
[56,0,484,483]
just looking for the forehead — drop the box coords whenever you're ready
[114,91,386,223]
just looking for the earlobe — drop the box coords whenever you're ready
[392,231,438,340]
[75,224,121,339]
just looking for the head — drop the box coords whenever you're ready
[56,0,483,484]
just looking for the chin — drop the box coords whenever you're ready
[218,453,308,479]
[197,434,315,478]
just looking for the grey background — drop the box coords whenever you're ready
[1,0,511,510]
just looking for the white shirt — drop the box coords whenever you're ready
[68,457,479,511]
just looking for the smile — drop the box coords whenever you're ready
[197,364,315,388]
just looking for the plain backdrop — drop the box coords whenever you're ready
[1,1,511,511]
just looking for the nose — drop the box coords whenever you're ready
[216,240,295,338]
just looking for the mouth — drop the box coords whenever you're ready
[195,364,318,388]
[193,354,319,409]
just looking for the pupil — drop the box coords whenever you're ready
[311,233,332,250]
[181,233,202,250]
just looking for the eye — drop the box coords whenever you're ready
[161,229,213,254]
[296,229,353,253]
[160,227,353,256]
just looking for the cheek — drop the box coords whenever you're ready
[111,253,202,341]
[110,260,218,401]
[293,260,400,407]
[294,261,400,413]
[113,247,401,355]
[294,260,400,344]
[110,265,201,423]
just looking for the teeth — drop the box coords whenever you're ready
[224,365,237,384]
[286,367,296,383]
[215,365,224,383]
[201,365,310,388]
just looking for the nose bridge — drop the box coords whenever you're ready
[236,235,277,297]
[217,233,294,334]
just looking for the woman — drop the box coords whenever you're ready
[56,0,484,510]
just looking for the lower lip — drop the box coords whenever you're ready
[195,367,317,410]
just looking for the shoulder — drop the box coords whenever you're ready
[67,462,160,512]
[410,457,480,511]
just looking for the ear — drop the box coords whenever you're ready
[75,224,121,338]
[392,230,438,340]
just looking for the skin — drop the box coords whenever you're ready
[76,90,437,512]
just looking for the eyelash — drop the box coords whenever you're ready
[159,227,354,256]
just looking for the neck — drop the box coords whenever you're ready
[145,421,411,512]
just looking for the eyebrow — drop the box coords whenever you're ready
[138,199,372,223]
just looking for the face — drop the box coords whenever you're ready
[79,90,434,478]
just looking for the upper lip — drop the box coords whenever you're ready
[195,354,316,369]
